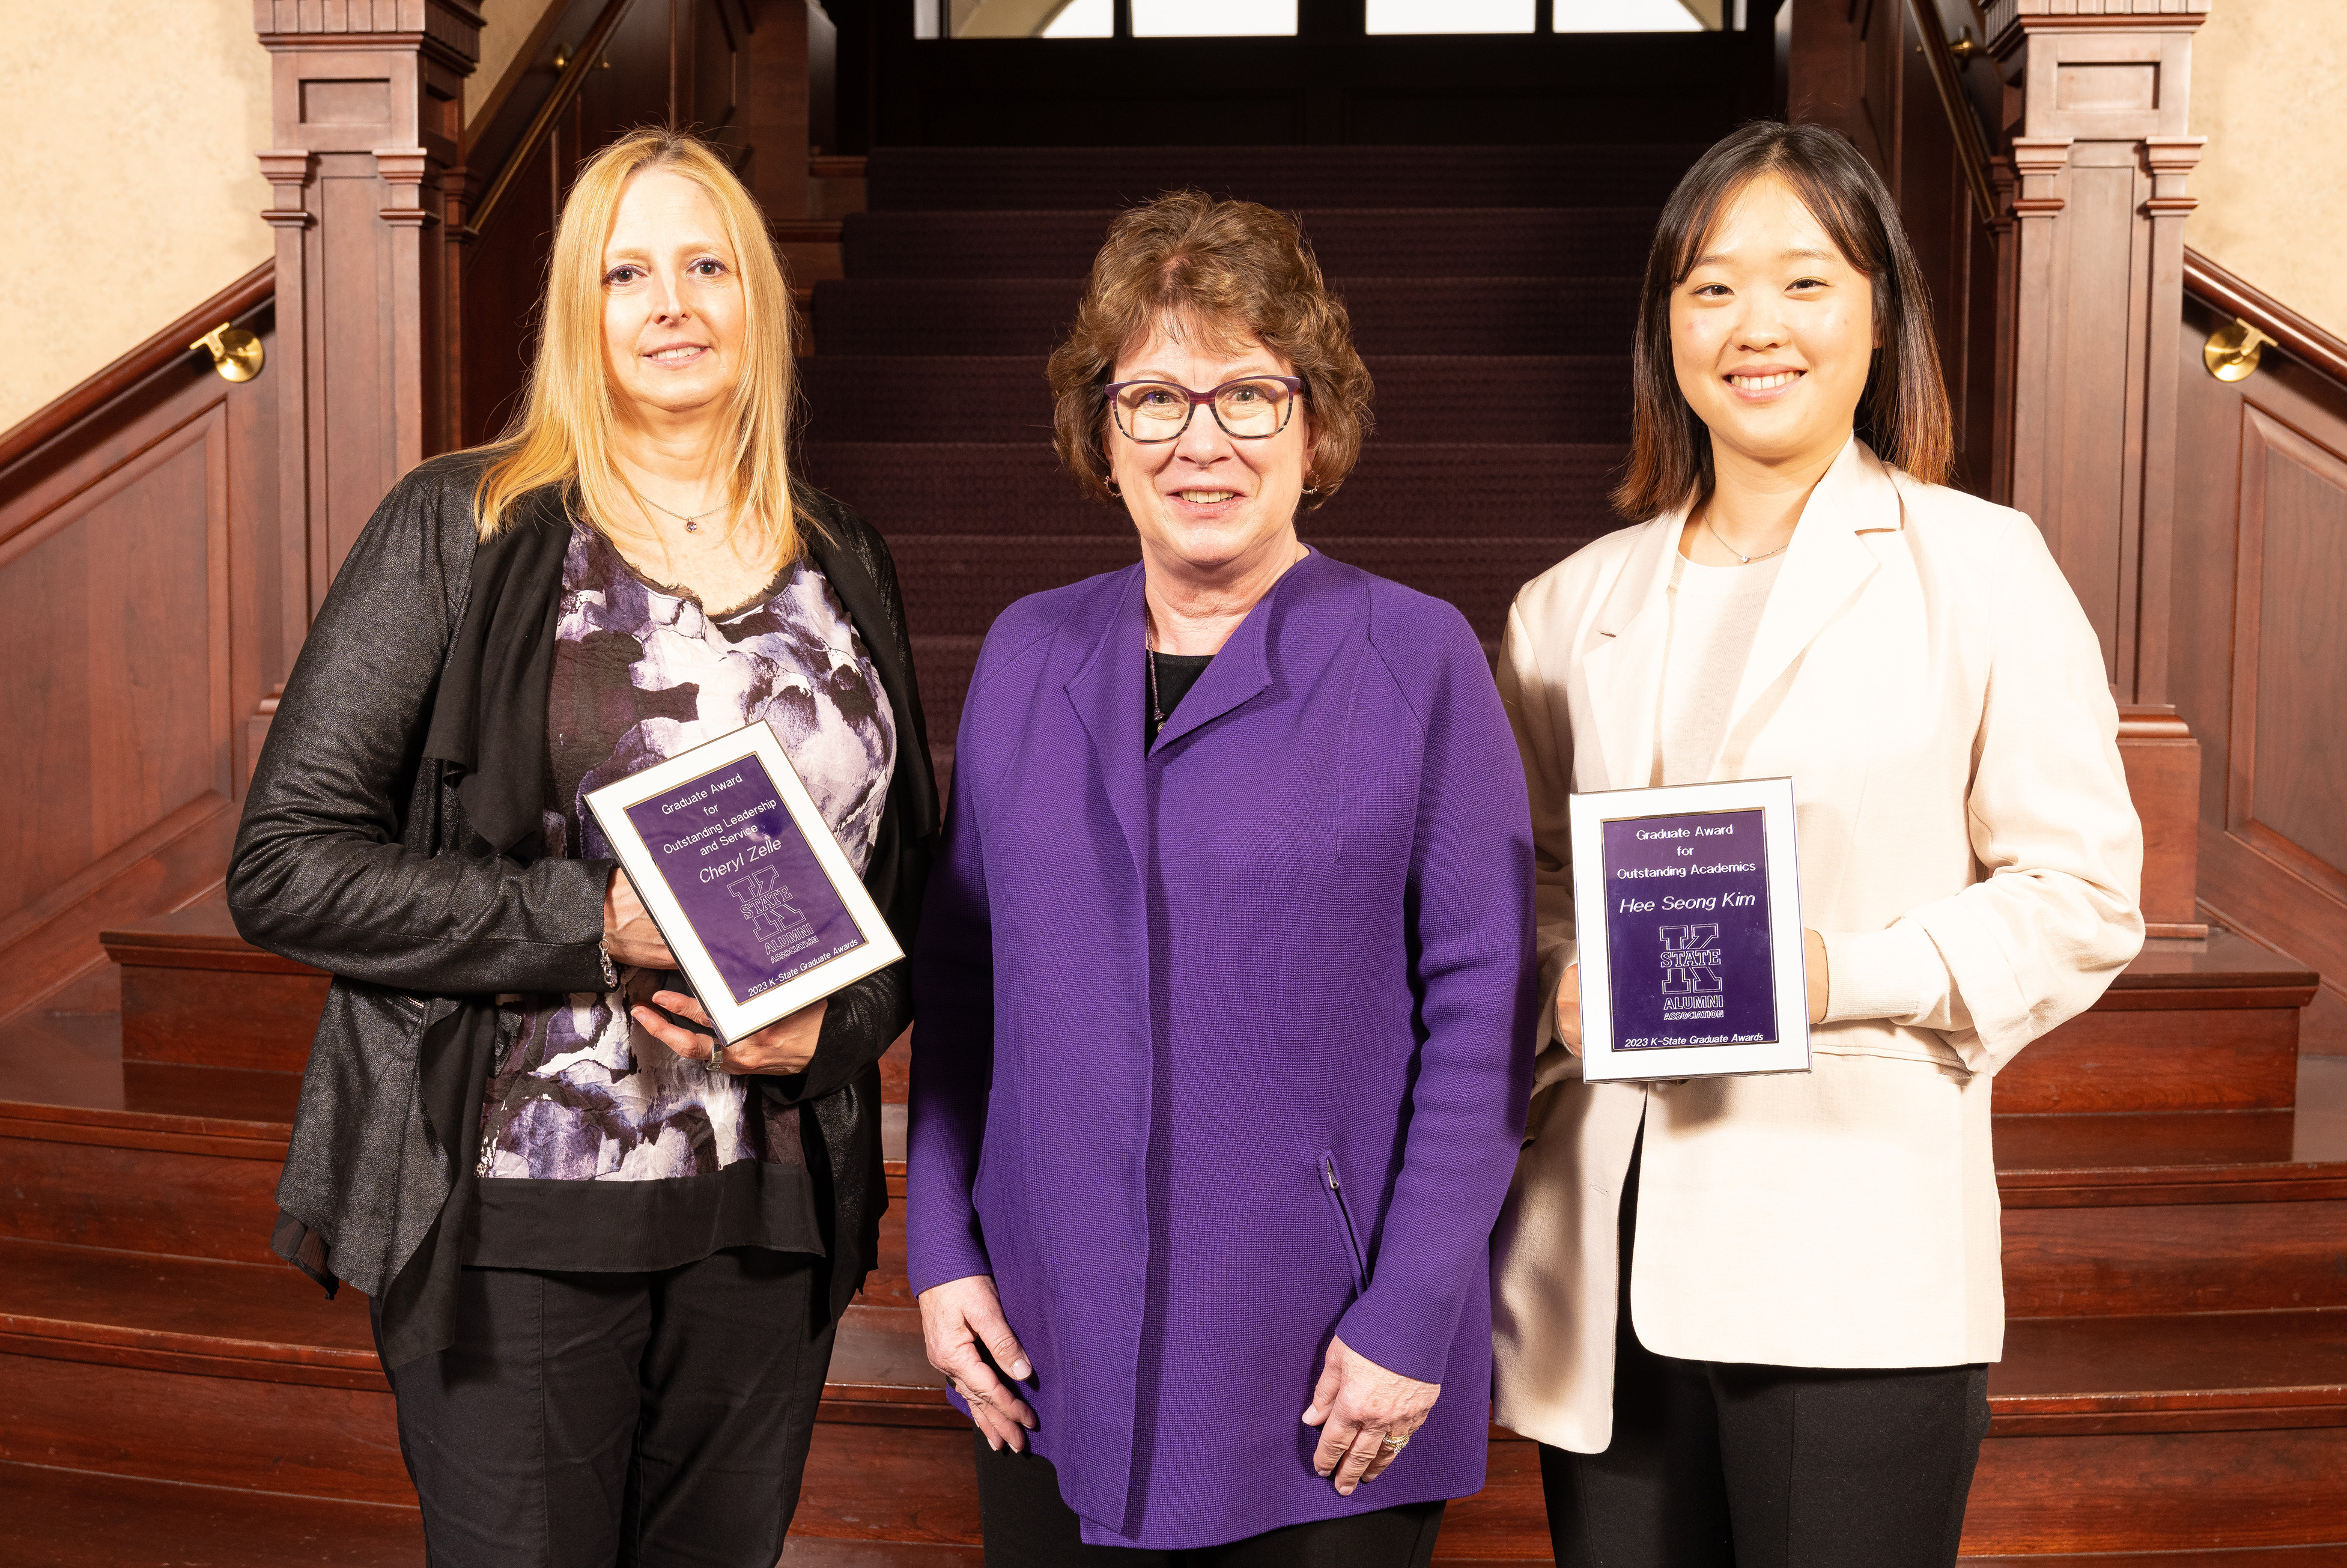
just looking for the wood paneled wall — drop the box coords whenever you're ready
[2173,282,2347,1051]
[0,276,286,1022]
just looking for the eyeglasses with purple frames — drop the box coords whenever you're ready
[1101,375,1307,443]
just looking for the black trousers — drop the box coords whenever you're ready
[974,1430,1445,1567]
[373,1247,837,1567]
[1540,1137,1990,1568]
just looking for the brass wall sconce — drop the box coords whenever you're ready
[190,324,265,383]
[2203,317,2277,382]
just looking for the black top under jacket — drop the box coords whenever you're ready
[227,451,937,1369]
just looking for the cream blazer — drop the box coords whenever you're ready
[1490,439,2143,1453]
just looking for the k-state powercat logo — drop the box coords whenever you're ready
[726,865,812,950]
[1657,923,1724,996]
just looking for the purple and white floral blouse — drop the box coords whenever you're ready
[465,525,893,1268]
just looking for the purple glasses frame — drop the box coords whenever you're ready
[1100,374,1307,442]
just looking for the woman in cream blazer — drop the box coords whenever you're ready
[1492,125,2143,1567]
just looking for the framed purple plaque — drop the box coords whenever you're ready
[586,722,903,1043]
[1568,778,1810,1081]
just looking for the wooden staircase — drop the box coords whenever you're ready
[0,904,2339,1563]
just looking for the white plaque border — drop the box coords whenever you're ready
[586,720,903,1045]
[1570,777,1812,1083]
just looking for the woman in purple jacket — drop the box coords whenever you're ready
[907,191,1537,1563]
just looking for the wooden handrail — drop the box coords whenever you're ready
[467,0,640,237]
[2184,246,2347,389]
[1906,0,1998,225]
[0,261,274,478]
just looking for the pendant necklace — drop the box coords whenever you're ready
[1146,626,1167,734]
[1702,508,1791,565]
[640,491,727,534]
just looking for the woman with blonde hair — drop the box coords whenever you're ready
[229,127,935,1563]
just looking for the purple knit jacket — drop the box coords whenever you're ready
[908,551,1535,1550]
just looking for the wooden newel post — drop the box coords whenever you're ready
[1988,0,2206,700]
[1988,0,2210,937]
[253,0,480,636]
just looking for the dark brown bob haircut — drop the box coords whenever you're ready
[1614,121,1954,521]
[1048,190,1374,511]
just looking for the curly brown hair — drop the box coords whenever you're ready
[1047,190,1374,511]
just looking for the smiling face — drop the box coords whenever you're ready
[600,168,745,425]
[1107,318,1313,584]
[1670,174,1877,478]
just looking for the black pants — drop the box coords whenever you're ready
[373,1247,837,1567]
[1540,1137,1990,1568]
[974,1430,1445,1567]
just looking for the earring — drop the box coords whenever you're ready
[1106,478,1122,498]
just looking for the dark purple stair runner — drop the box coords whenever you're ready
[796,144,1696,761]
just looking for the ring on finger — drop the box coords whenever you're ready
[1379,1432,1409,1451]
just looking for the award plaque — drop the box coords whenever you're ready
[585,722,902,1044]
[1568,777,1811,1082]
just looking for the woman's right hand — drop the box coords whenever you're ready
[1555,962,1582,1055]
[918,1275,1039,1452]
[604,869,677,970]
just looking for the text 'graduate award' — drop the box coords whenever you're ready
[586,722,902,1045]
[1568,777,1811,1081]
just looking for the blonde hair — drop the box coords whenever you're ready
[472,127,804,565]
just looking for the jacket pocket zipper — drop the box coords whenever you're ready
[1320,1150,1368,1293]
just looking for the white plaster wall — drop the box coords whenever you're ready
[471,0,562,124]
[2190,0,2347,341]
[0,0,560,439]
[0,0,275,436]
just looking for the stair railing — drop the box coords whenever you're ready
[467,0,642,239]
[2185,246,2347,389]
[1905,0,1998,225]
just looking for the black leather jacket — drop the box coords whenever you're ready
[228,452,935,1368]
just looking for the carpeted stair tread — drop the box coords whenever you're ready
[0,1460,424,1568]
[813,276,1642,357]
[842,207,1661,279]
[799,356,1633,445]
[865,144,1709,211]
[804,442,1632,542]
[887,534,1591,644]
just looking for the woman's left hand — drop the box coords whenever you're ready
[1302,1336,1441,1495]
[633,990,826,1075]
